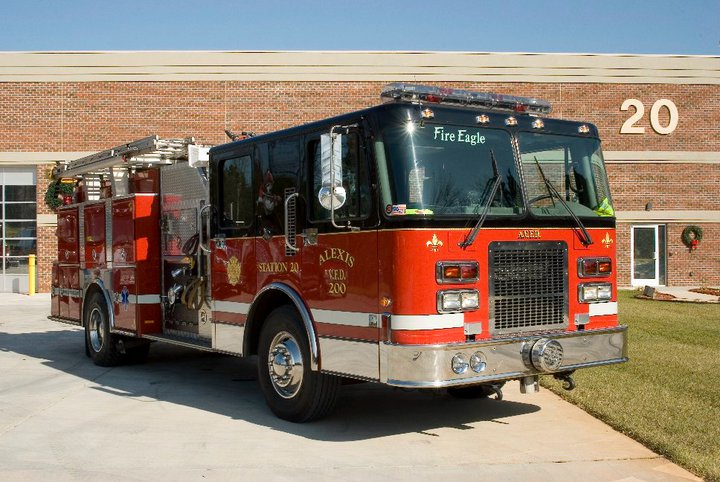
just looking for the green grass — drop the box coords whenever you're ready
[542,290,720,481]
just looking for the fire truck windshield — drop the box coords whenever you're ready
[518,133,614,218]
[379,123,523,217]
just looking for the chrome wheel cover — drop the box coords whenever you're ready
[267,331,304,399]
[88,307,104,353]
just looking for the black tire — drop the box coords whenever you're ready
[84,293,122,367]
[447,383,503,399]
[257,306,340,423]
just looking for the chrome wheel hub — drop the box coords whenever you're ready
[267,331,304,399]
[88,307,104,352]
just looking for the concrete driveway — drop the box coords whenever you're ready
[0,294,699,481]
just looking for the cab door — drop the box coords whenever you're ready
[300,126,380,380]
[210,147,257,331]
[254,139,303,294]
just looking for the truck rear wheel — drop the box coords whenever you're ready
[85,294,122,367]
[257,306,340,422]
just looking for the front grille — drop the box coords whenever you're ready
[489,241,568,335]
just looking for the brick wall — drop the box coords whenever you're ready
[35,164,57,292]
[1,80,718,290]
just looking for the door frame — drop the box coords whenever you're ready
[630,224,661,287]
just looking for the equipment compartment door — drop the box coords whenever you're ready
[112,268,137,332]
[83,202,106,269]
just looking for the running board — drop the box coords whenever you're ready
[142,333,213,351]
[48,315,82,326]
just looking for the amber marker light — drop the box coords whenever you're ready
[437,261,479,284]
[578,257,612,277]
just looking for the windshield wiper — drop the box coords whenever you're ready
[532,157,593,246]
[460,150,502,249]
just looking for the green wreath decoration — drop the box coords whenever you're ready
[681,225,703,247]
[44,180,75,210]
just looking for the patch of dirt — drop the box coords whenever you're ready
[691,288,720,297]
[635,292,677,301]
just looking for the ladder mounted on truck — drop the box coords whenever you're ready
[53,135,201,180]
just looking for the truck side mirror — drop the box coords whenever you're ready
[318,132,346,211]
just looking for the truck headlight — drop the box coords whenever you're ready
[437,289,479,313]
[451,353,469,374]
[578,283,612,303]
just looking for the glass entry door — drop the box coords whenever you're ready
[1,168,37,293]
[631,225,660,286]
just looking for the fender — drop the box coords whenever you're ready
[246,282,320,371]
[82,277,115,329]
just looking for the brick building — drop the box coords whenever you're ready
[0,51,718,292]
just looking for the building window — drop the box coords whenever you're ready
[1,168,37,292]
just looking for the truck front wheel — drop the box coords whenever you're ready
[257,306,340,422]
[84,294,122,367]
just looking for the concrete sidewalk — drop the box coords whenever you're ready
[0,293,701,481]
[654,286,720,303]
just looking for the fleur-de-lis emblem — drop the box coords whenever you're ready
[601,232,614,248]
[426,234,444,252]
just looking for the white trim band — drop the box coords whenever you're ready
[616,210,720,223]
[213,300,251,315]
[311,309,373,327]
[135,294,161,305]
[391,313,465,331]
[589,301,618,317]
[604,151,720,164]
[1,51,718,84]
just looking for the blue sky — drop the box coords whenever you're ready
[0,0,718,55]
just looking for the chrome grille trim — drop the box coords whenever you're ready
[489,241,568,335]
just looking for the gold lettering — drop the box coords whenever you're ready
[319,247,355,268]
[517,230,541,239]
[257,262,290,273]
[324,269,348,281]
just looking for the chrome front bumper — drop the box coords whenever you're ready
[379,326,627,388]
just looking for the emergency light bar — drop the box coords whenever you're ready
[381,83,552,115]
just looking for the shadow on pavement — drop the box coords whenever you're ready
[0,325,541,441]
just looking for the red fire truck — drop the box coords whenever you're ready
[50,84,627,422]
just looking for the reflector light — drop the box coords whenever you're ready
[436,261,479,284]
[381,83,552,115]
[578,257,612,277]
[460,264,478,279]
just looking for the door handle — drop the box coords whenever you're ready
[284,192,299,253]
[199,204,212,253]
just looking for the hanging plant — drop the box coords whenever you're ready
[44,180,75,210]
[681,225,703,250]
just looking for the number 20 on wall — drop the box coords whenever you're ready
[620,99,678,135]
